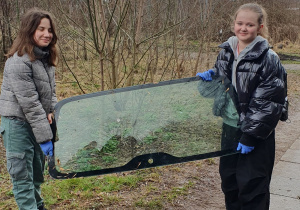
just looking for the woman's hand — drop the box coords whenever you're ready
[40,141,53,156]
[47,113,54,124]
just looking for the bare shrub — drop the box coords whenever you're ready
[0,0,299,92]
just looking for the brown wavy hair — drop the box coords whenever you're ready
[7,7,58,66]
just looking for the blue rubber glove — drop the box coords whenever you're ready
[237,142,254,154]
[40,141,53,156]
[196,69,215,81]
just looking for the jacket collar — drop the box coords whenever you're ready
[14,46,50,63]
[33,46,50,60]
[219,36,269,60]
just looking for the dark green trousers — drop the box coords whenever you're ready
[0,116,44,210]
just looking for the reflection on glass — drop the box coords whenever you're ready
[54,77,238,173]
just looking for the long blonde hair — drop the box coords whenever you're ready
[7,8,58,66]
[232,3,269,39]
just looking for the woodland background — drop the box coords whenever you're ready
[0,0,299,95]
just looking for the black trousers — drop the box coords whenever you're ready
[219,123,275,210]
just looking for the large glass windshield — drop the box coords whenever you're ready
[49,76,239,179]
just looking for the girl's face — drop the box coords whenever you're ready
[34,18,53,48]
[234,9,263,45]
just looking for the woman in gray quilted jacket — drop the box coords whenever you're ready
[0,8,58,210]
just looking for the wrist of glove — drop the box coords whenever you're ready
[237,142,254,154]
[196,69,215,81]
[40,141,53,156]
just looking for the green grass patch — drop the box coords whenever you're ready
[281,60,300,64]
[134,180,194,209]
[165,181,194,200]
[42,174,143,206]
[102,137,119,153]
[135,197,164,209]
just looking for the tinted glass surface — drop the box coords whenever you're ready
[50,76,239,178]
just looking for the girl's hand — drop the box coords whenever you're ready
[237,142,254,154]
[47,113,54,124]
[196,69,215,81]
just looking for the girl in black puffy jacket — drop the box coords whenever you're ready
[196,3,287,210]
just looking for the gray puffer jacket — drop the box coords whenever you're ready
[0,47,57,143]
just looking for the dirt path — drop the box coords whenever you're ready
[283,64,300,71]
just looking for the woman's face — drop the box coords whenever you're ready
[234,9,263,45]
[34,18,53,48]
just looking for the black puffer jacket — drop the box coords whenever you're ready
[214,38,287,146]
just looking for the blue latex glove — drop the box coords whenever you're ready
[196,69,215,81]
[237,142,254,154]
[40,141,53,156]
